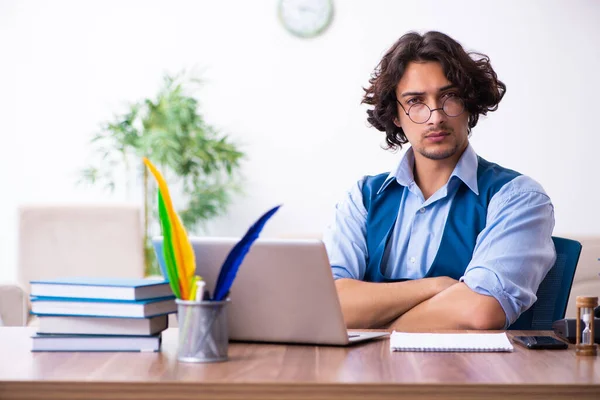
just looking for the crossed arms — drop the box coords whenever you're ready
[335,277,506,330]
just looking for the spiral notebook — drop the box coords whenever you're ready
[390,331,514,352]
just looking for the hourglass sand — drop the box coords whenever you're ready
[576,296,598,356]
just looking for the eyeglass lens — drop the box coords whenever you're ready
[408,97,464,124]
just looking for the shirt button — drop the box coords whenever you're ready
[419,208,426,213]
[409,257,416,263]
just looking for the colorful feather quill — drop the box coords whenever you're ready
[212,205,281,301]
[143,157,196,300]
[157,191,181,298]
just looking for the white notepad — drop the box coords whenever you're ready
[390,331,514,352]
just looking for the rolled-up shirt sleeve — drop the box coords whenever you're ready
[460,175,556,328]
[322,178,369,280]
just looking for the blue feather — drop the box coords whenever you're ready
[212,205,281,301]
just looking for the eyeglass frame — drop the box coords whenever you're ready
[396,96,466,124]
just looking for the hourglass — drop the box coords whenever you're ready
[576,296,598,356]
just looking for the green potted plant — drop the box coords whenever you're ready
[79,72,244,276]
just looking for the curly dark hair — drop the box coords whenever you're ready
[362,31,506,150]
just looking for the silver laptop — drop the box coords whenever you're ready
[153,237,388,345]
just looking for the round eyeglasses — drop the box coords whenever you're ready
[396,96,466,124]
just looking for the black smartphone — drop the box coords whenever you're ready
[513,335,568,350]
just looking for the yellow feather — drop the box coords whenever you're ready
[175,216,196,282]
[142,158,196,299]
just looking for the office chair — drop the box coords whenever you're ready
[509,236,582,330]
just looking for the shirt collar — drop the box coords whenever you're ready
[376,144,479,196]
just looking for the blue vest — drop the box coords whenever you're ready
[361,156,520,282]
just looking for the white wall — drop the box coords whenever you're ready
[1,0,599,282]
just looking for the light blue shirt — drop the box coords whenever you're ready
[323,144,556,327]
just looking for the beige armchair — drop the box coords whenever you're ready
[565,236,600,318]
[17,204,146,302]
[0,284,28,326]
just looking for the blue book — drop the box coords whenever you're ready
[30,296,176,318]
[31,333,162,352]
[29,277,173,301]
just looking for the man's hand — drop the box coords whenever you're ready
[335,276,459,329]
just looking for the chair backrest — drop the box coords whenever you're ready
[17,204,146,295]
[563,235,600,318]
[509,236,582,330]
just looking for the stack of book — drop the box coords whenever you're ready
[29,277,176,352]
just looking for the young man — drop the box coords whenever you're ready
[323,31,555,331]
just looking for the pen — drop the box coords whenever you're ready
[195,279,206,302]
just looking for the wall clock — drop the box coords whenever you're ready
[278,0,334,38]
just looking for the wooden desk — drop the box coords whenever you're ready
[0,327,599,400]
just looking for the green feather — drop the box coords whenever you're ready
[158,190,181,298]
